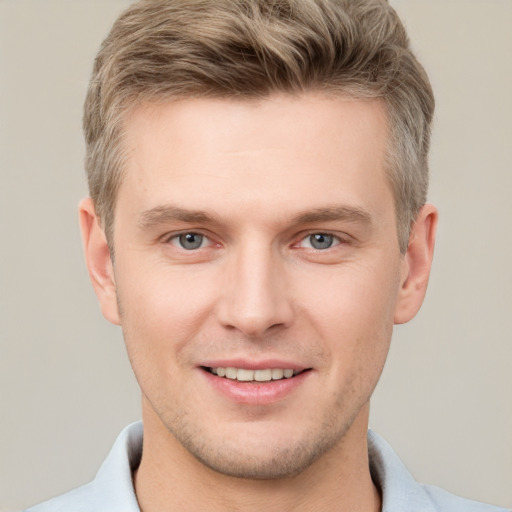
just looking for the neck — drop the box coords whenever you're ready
[134,402,381,512]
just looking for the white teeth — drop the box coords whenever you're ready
[237,369,254,381]
[254,369,272,382]
[271,368,284,380]
[225,367,237,379]
[211,367,298,382]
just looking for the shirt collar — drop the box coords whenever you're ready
[368,429,437,512]
[94,422,437,512]
[93,421,142,511]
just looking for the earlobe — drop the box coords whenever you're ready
[79,198,121,325]
[394,203,438,325]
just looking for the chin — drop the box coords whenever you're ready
[188,442,327,480]
[168,419,351,480]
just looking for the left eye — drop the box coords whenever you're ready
[299,233,340,250]
[170,232,208,250]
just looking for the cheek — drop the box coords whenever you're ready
[115,262,219,366]
[296,261,399,371]
[300,259,400,328]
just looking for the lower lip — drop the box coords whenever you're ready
[201,369,311,405]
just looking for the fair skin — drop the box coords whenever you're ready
[80,93,437,512]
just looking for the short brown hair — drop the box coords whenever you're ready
[84,0,434,252]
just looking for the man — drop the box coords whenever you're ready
[25,1,508,511]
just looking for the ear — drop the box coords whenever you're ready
[394,203,438,325]
[79,197,121,325]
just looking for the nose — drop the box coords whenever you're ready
[216,239,294,337]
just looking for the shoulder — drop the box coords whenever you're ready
[367,430,510,512]
[23,422,143,512]
[421,484,511,512]
[24,482,96,512]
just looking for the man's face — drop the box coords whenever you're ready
[98,93,410,478]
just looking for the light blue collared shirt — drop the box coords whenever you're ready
[25,422,510,512]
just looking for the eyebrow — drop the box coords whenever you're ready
[138,204,373,230]
[138,205,219,229]
[290,206,373,227]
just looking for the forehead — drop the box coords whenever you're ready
[123,92,388,157]
[118,93,392,227]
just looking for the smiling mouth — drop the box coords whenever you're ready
[203,367,311,382]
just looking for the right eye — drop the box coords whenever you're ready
[169,232,208,250]
[296,233,341,250]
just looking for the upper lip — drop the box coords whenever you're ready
[200,359,310,371]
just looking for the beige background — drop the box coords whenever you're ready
[1,1,511,510]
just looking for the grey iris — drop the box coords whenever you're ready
[310,233,334,249]
[179,233,203,250]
